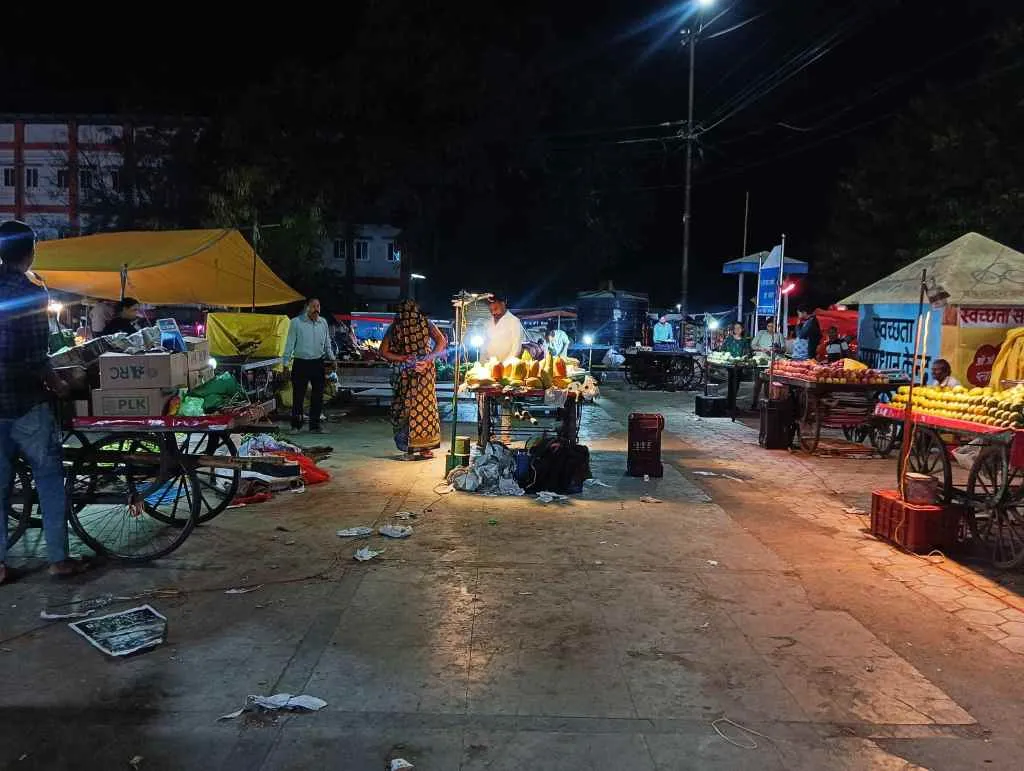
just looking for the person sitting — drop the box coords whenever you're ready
[100,297,142,336]
[824,326,851,362]
[652,315,675,350]
[930,358,961,389]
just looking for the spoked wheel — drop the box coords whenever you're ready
[869,420,901,458]
[796,391,822,453]
[66,434,199,562]
[842,425,870,444]
[966,448,1024,569]
[898,427,952,503]
[4,459,33,551]
[176,432,240,523]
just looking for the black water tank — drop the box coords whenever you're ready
[576,289,649,349]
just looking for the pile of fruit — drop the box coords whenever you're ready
[889,384,1024,428]
[707,351,750,365]
[770,358,889,384]
[464,351,581,390]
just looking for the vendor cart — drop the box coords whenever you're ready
[475,387,583,448]
[705,360,763,417]
[773,375,901,454]
[6,403,288,563]
[622,349,703,391]
[876,404,1024,570]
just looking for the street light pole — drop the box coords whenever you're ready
[681,14,698,323]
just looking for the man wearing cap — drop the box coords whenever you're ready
[483,294,525,361]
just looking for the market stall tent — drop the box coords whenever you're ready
[722,251,809,328]
[839,232,1024,387]
[31,228,303,307]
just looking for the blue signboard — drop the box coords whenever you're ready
[857,303,941,378]
[756,244,784,316]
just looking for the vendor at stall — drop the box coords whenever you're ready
[824,326,852,362]
[930,358,961,389]
[752,318,784,355]
[545,322,571,358]
[653,315,675,349]
[794,306,821,360]
[720,323,752,358]
[483,293,525,361]
[99,297,142,336]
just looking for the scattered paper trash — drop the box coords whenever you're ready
[394,511,417,521]
[706,560,719,567]
[354,547,383,562]
[693,471,717,477]
[390,760,415,770]
[224,585,263,595]
[129,755,144,769]
[40,608,96,621]
[721,475,744,483]
[843,507,867,515]
[337,526,374,538]
[639,496,663,504]
[584,478,611,488]
[68,605,167,657]
[643,474,650,482]
[536,491,570,504]
[379,524,413,539]
[218,693,327,721]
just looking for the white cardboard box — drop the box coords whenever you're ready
[183,337,211,371]
[188,367,215,390]
[91,388,176,417]
[99,353,188,390]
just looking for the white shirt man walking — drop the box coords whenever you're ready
[283,298,335,433]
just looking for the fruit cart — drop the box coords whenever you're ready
[6,403,290,563]
[622,349,703,391]
[769,360,900,454]
[875,400,1024,569]
[474,387,584,448]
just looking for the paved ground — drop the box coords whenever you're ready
[2,383,1024,769]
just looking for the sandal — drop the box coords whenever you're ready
[48,558,91,579]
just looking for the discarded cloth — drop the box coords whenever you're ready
[218,693,327,720]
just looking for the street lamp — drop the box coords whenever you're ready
[680,0,714,323]
[469,334,484,362]
[409,273,426,301]
[583,334,595,371]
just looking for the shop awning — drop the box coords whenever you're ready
[722,252,809,275]
[840,232,1024,306]
[32,229,303,307]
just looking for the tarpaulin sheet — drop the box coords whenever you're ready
[206,313,291,358]
[32,229,302,307]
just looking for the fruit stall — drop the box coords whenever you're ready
[875,382,1024,569]
[768,359,903,454]
[705,352,772,415]
[462,351,596,447]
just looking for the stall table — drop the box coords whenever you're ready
[772,375,900,454]
[216,356,281,401]
[622,349,703,391]
[706,360,763,418]
[875,403,1024,570]
[473,387,583,448]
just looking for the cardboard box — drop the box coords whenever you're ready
[71,399,91,418]
[183,337,211,371]
[91,388,176,417]
[188,367,215,390]
[99,353,188,390]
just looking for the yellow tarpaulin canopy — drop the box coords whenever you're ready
[206,312,291,359]
[840,232,1024,306]
[32,228,303,307]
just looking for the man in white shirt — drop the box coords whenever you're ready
[483,293,524,361]
[930,358,961,389]
[751,318,784,355]
[283,298,335,433]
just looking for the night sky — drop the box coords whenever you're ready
[2,0,1019,313]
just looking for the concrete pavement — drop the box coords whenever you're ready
[0,386,1022,769]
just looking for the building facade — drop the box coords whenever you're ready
[323,224,408,309]
[0,115,131,239]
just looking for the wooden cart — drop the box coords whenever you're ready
[876,403,1024,570]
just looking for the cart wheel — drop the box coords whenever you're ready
[796,391,822,453]
[66,435,199,562]
[869,420,901,458]
[4,459,32,552]
[176,432,241,523]
[898,427,952,503]
[966,448,1024,569]
[842,425,869,444]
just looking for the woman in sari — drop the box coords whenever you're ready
[379,300,448,459]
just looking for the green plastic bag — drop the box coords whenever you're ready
[188,371,246,411]
[178,396,206,417]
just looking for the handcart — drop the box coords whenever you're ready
[474,387,583,448]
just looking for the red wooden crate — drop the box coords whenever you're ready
[628,413,664,478]
[870,489,962,553]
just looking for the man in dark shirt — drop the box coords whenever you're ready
[0,221,85,584]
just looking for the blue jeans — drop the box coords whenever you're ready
[0,402,69,564]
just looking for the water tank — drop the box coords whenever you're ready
[576,289,650,349]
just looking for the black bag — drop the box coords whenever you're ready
[524,438,591,494]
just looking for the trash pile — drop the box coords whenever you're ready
[225,432,333,505]
[447,442,525,496]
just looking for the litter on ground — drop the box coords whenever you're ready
[224,586,263,595]
[354,547,383,562]
[218,693,327,721]
[536,491,570,504]
[584,478,611,488]
[640,496,663,503]
[379,524,413,539]
[337,526,374,538]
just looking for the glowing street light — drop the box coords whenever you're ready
[781,282,797,295]
[707,318,720,330]
[583,334,594,346]
[47,301,64,314]
[410,273,426,280]
[697,0,715,7]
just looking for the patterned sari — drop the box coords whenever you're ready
[387,300,441,452]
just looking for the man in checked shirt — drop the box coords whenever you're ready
[0,221,87,584]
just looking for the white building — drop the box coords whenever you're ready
[324,224,408,308]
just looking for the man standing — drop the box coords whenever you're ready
[0,221,86,584]
[652,315,675,347]
[483,293,525,361]
[751,318,784,409]
[545,321,571,359]
[794,306,821,361]
[283,298,335,434]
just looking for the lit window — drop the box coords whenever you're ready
[333,238,347,261]
[1,168,14,187]
[57,169,70,189]
[354,239,370,261]
[385,241,401,262]
[25,168,39,188]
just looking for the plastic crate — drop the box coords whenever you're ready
[627,412,664,478]
[869,490,962,553]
